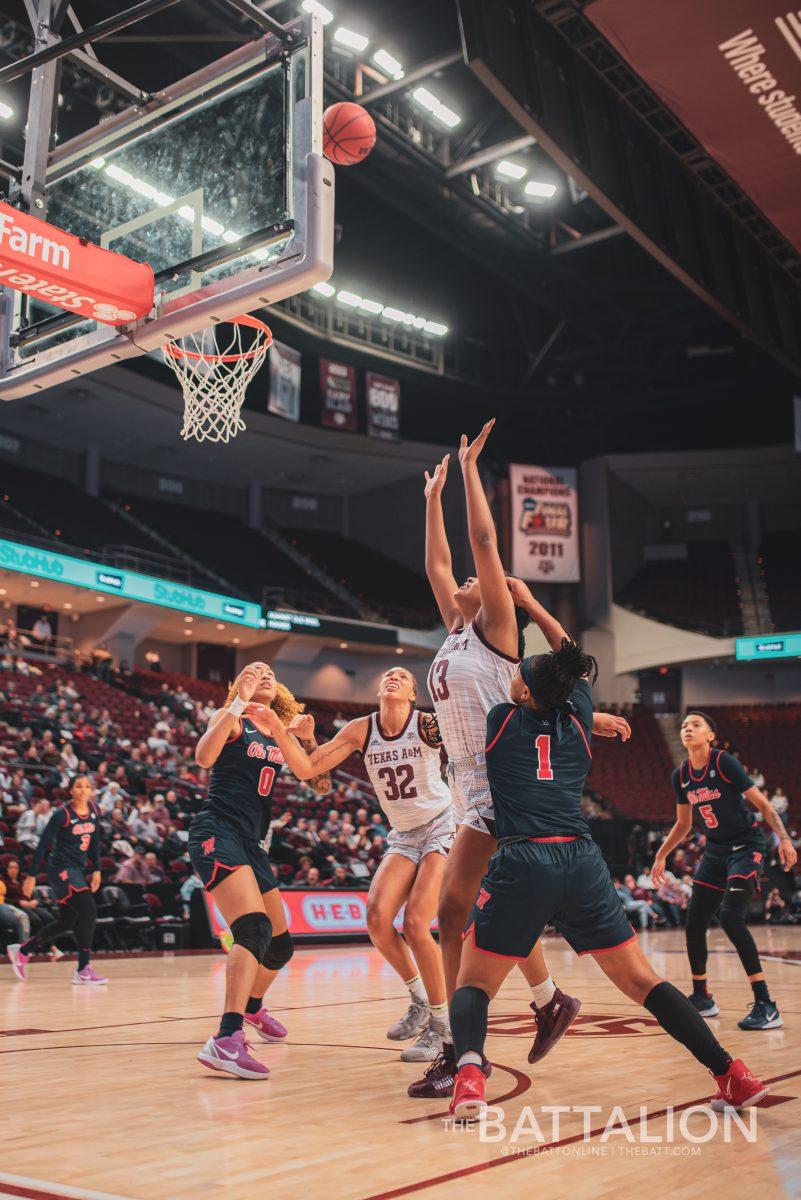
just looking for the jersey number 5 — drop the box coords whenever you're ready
[376,764,418,803]
[698,803,719,829]
[257,766,276,796]
[535,734,554,781]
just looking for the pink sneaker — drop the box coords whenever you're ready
[197,1030,270,1080]
[7,944,30,982]
[244,1007,287,1042]
[72,965,108,985]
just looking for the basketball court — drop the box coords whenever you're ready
[2,930,800,1200]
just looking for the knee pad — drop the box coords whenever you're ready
[261,930,293,970]
[719,888,750,934]
[231,911,272,963]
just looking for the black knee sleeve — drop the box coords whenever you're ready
[450,985,490,1063]
[230,912,272,963]
[261,930,293,971]
[720,888,762,976]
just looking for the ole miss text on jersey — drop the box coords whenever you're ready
[673,748,757,845]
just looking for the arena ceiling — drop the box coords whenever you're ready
[0,0,797,466]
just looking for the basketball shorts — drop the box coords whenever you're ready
[446,754,496,838]
[48,865,90,904]
[465,837,636,959]
[385,806,456,864]
[693,831,765,896]
[189,819,278,894]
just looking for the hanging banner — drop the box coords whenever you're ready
[0,199,153,324]
[587,0,801,254]
[366,372,401,441]
[510,464,580,582]
[268,338,301,422]
[320,358,358,430]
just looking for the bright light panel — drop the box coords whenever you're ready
[301,0,334,25]
[0,101,13,121]
[336,289,361,306]
[373,49,403,79]
[524,180,557,199]
[496,160,527,180]
[359,298,384,314]
[412,87,460,128]
[313,281,336,297]
[334,27,369,52]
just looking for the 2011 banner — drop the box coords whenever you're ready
[509,464,580,582]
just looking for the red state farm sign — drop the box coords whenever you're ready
[0,201,154,326]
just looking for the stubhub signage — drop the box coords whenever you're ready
[0,536,261,628]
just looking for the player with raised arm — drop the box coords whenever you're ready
[651,710,797,1030]
[447,642,769,1120]
[261,666,455,1063]
[414,420,630,1099]
[190,662,331,1080]
[7,774,107,985]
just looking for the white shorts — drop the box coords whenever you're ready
[446,755,496,837]
[384,806,456,864]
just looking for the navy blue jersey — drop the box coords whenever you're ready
[485,679,594,841]
[673,748,756,845]
[195,716,284,842]
[31,803,100,875]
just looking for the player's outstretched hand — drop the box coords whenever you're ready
[779,837,798,872]
[505,576,534,608]
[261,706,284,737]
[650,856,668,887]
[424,454,449,499]
[236,663,265,703]
[458,419,495,468]
[287,713,315,742]
[593,713,632,741]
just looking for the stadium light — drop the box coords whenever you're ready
[301,0,334,25]
[334,27,369,52]
[312,281,336,297]
[412,87,460,128]
[424,320,448,336]
[496,160,527,180]
[310,281,447,335]
[0,100,13,121]
[373,49,404,79]
[359,298,384,314]
[524,180,557,199]
[336,289,361,307]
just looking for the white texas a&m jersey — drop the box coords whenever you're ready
[427,620,518,761]
[362,709,451,832]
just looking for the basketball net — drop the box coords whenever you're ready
[161,314,272,444]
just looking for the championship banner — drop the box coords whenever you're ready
[587,0,801,254]
[267,338,301,421]
[510,464,580,583]
[0,199,153,324]
[366,371,401,441]
[205,888,438,942]
[320,358,358,430]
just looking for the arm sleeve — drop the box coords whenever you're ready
[672,767,687,805]
[569,679,593,737]
[88,812,101,870]
[717,751,753,793]
[30,808,66,875]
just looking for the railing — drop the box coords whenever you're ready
[0,623,75,664]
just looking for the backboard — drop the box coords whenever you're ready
[0,12,334,399]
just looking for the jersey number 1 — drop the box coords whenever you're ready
[535,734,553,781]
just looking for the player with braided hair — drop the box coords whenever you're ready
[447,630,769,1119]
[190,661,331,1079]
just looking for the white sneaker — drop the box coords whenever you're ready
[387,999,430,1041]
[400,1022,445,1062]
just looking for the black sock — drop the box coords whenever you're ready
[644,981,731,1076]
[19,936,37,956]
[751,979,771,1003]
[78,948,90,971]
[218,1011,244,1039]
[692,978,709,998]
[450,986,489,1064]
[245,995,262,1015]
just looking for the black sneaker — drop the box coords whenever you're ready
[407,1042,491,1099]
[688,992,720,1017]
[737,1000,783,1030]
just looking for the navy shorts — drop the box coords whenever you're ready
[188,820,278,894]
[466,837,636,959]
[694,832,765,895]
[48,866,90,904]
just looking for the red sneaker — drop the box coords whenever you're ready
[407,1043,492,1099]
[449,1064,486,1120]
[710,1059,769,1111]
[528,987,581,1064]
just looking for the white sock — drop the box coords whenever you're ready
[405,974,427,1005]
[531,975,556,1009]
[457,1051,482,1070]
[429,1000,450,1034]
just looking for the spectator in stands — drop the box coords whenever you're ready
[1,859,50,936]
[750,766,766,791]
[370,812,388,838]
[332,711,347,732]
[770,786,789,817]
[625,873,665,927]
[60,740,79,774]
[293,856,313,884]
[113,851,151,886]
[306,867,321,887]
[323,809,342,837]
[0,875,30,942]
[328,865,352,889]
[16,798,51,849]
[97,779,125,814]
[765,888,787,924]
[613,877,651,931]
[345,780,361,802]
[656,875,685,927]
[31,614,53,649]
[143,851,164,883]
[149,793,170,831]
[127,801,161,848]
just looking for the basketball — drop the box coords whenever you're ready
[323,102,376,166]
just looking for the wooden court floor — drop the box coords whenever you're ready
[2,928,801,1200]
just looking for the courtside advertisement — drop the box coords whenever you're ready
[205,889,437,941]
[510,464,580,582]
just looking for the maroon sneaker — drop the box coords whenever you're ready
[407,1042,491,1099]
[528,987,581,1064]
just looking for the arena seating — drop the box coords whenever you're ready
[586,708,675,821]
[618,542,743,636]
[760,530,801,633]
[704,702,801,823]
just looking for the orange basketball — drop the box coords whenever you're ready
[323,102,376,166]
